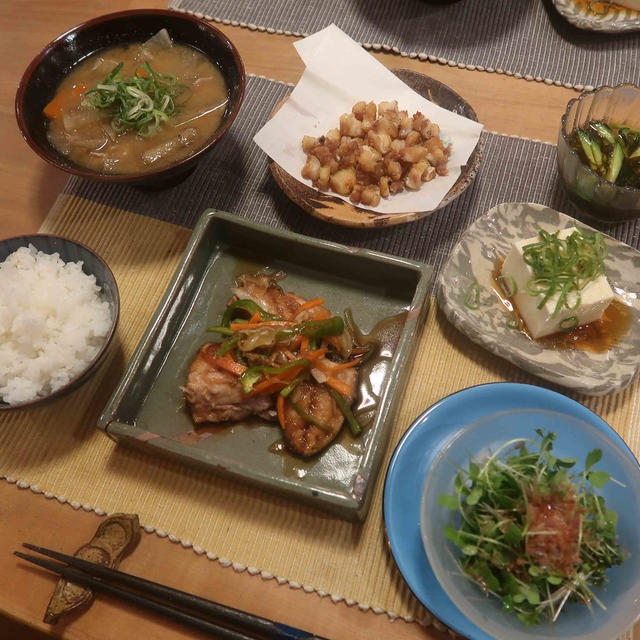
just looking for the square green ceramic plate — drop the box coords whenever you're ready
[98,210,432,521]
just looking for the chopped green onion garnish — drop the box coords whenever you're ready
[463,281,481,310]
[506,315,520,330]
[497,274,518,298]
[560,316,579,331]
[82,62,187,137]
[522,228,607,317]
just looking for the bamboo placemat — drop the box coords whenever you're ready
[169,0,640,90]
[1,195,639,630]
[60,76,640,275]
[2,73,640,633]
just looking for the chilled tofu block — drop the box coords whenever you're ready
[502,228,614,339]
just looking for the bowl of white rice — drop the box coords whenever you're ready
[0,234,119,410]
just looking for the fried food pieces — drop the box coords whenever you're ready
[301,100,451,207]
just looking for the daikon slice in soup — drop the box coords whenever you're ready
[44,30,228,175]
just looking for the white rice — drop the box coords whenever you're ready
[0,244,112,405]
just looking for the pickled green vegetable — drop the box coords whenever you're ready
[569,120,640,188]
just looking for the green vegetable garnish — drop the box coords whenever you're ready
[275,316,344,342]
[215,333,240,357]
[522,228,607,317]
[497,274,518,298]
[238,358,311,394]
[221,299,281,327]
[327,387,362,436]
[570,120,640,188]
[463,281,481,310]
[577,129,602,170]
[82,62,187,137]
[440,430,624,626]
[205,326,235,336]
[279,375,305,399]
[289,400,331,432]
[506,315,520,330]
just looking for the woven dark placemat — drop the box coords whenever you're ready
[167,0,640,90]
[65,74,640,278]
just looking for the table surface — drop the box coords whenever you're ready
[1,2,639,639]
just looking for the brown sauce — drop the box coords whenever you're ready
[186,305,406,473]
[492,259,631,353]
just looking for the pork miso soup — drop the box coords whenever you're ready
[44,30,228,174]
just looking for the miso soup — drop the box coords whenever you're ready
[44,30,228,174]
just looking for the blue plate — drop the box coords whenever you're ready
[382,382,639,640]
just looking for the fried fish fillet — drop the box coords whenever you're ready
[184,343,274,424]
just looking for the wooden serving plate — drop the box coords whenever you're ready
[269,68,483,228]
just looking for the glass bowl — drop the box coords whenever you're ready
[420,408,640,640]
[557,84,640,223]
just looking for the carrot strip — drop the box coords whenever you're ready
[279,365,307,382]
[277,395,286,429]
[325,376,352,397]
[300,335,309,352]
[317,357,362,373]
[212,356,247,377]
[251,364,308,395]
[249,311,261,324]
[229,320,293,330]
[313,308,331,320]
[252,380,288,396]
[301,347,328,362]
[295,298,324,316]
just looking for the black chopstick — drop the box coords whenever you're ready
[16,544,329,640]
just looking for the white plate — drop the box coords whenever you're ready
[436,202,640,395]
[552,0,640,32]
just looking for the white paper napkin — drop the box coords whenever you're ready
[253,24,484,214]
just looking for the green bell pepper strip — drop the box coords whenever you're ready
[275,316,344,342]
[205,326,235,336]
[221,299,281,327]
[327,388,362,437]
[215,333,241,357]
[238,358,311,394]
[289,400,332,432]
[279,375,305,398]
